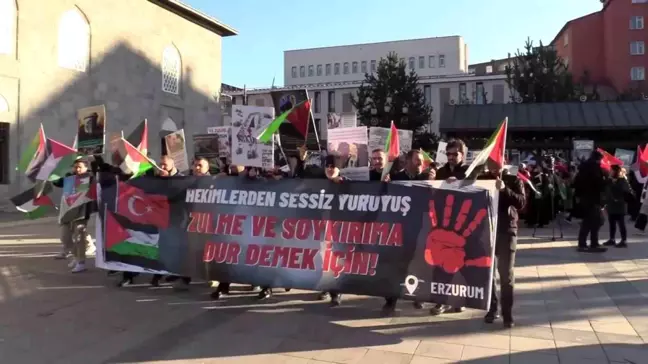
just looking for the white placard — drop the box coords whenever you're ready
[436,141,448,164]
[368,127,413,155]
[231,105,275,169]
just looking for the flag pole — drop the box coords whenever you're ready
[500,117,508,179]
[305,89,322,153]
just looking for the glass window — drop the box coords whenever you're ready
[325,64,331,75]
[291,66,297,78]
[408,57,415,69]
[316,64,322,76]
[419,56,425,69]
[486,65,493,74]
[423,85,431,106]
[328,91,335,112]
[429,56,435,68]
[58,8,90,72]
[161,45,181,94]
[0,0,17,55]
[459,83,467,103]
[308,65,314,77]
[563,33,569,47]
[631,41,645,55]
[352,61,358,73]
[314,91,321,113]
[439,55,445,68]
[334,63,340,75]
[476,82,485,104]
[631,67,645,81]
[370,60,376,72]
[299,66,305,77]
[630,16,644,30]
[343,62,349,74]
[361,61,367,73]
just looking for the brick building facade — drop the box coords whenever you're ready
[0,0,236,201]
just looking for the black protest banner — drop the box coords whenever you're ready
[97,176,498,310]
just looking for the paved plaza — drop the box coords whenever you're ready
[0,218,647,364]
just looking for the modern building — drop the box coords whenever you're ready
[226,36,513,139]
[551,0,648,97]
[0,0,236,201]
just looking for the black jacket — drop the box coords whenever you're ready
[391,169,434,181]
[436,163,468,180]
[573,159,607,206]
[497,173,526,235]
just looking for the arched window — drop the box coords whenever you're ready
[0,0,17,55]
[58,8,90,72]
[162,45,181,94]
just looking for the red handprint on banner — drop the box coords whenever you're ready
[424,194,491,274]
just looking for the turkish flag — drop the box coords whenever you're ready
[115,182,170,228]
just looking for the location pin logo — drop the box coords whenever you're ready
[404,275,419,295]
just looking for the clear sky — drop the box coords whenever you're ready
[185,0,602,88]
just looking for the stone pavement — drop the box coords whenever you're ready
[0,220,647,364]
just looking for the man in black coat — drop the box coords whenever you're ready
[573,151,608,253]
[483,168,526,328]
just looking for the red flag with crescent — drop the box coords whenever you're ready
[115,182,170,228]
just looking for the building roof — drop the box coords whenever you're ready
[439,101,648,132]
[550,9,602,45]
[221,83,243,92]
[224,74,507,95]
[284,35,462,53]
[149,0,237,36]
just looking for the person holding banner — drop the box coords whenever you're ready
[482,166,526,328]
[52,158,96,273]
[172,157,211,291]
[436,139,468,180]
[385,150,433,313]
[430,139,469,316]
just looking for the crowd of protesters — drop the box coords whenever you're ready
[50,139,638,328]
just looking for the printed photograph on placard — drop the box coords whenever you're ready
[164,130,189,172]
[193,134,221,173]
[76,105,106,155]
[231,105,275,169]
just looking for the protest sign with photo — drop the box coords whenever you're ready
[436,141,448,165]
[572,140,594,162]
[327,113,357,130]
[231,105,275,169]
[193,134,221,173]
[368,127,413,156]
[76,105,106,155]
[164,129,189,172]
[327,127,369,181]
[96,176,498,310]
[207,126,232,163]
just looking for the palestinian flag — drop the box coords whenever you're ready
[421,149,434,170]
[18,125,47,181]
[464,118,508,178]
[256,99,310,143]
[58,174,97,224]
[116,138,158,178]
[104,209,162,270]
[34,138,78,182]
[382,121,400,180]
[126,119,148,154]
[10,183,55,219]
[517,171,539,195]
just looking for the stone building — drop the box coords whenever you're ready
[0,0,236,201]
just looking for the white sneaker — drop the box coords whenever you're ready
[68,259,78,268]
[71,263,86,273]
